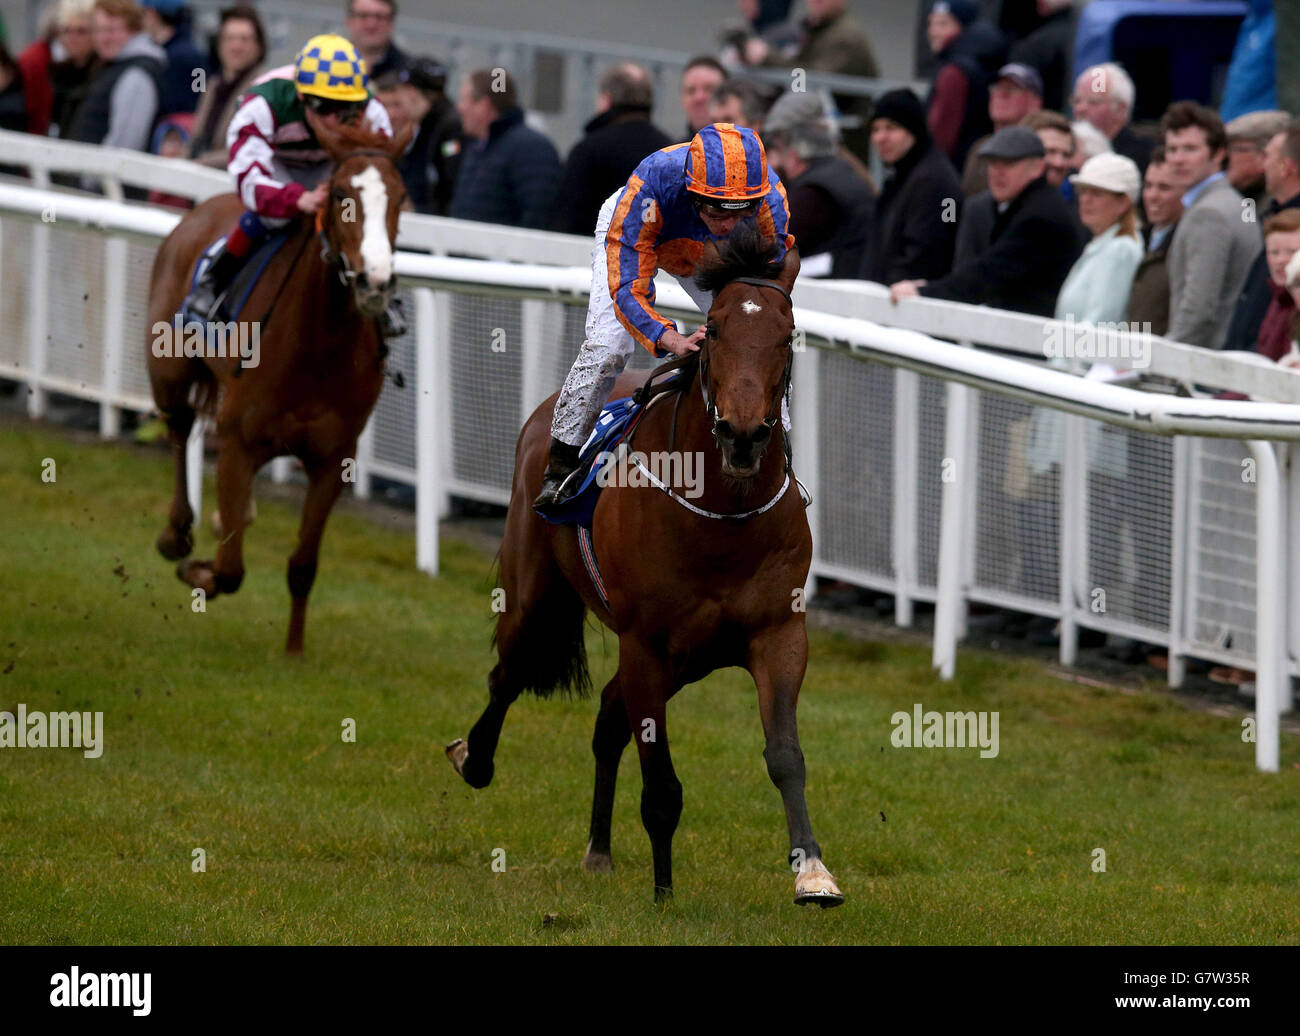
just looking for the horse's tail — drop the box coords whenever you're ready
[490,557,591,700]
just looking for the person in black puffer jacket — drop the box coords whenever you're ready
[551,62,672,236]
[861,88,961,286]
[448,68,562,230]
[924,0,1008,170]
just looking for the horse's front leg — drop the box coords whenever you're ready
[619,637,682,903]
[748,618,844,907]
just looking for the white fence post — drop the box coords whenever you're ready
[933,380,970,679]
[415,287,440,575]
[1249,440,1287,772]
[100,235,127,438]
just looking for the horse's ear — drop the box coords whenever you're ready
[386,121,415,161]
[776,243,800,295]
[304,107,348,162]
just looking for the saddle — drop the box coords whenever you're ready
[534,357,694,529]
[181,228,294,325]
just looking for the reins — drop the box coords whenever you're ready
[625,276,796,521]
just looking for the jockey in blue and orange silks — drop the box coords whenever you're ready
[534,122,794,509]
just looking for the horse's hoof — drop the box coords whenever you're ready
[582,842,613,872]
[794,858,844,908]
[445,738,469,775]
[157,526,193,561]
[176,559,217,596]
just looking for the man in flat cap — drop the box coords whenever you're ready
[890,125,1082,316]
[1224,110,1292,213]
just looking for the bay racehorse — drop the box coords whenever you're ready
[447,223,843,906]
[145,115,412,654]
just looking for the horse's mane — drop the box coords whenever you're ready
[694,219,784,296]
[323,120,394,155]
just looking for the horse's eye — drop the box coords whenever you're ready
[332,189,348,202]
[705,323,718,338]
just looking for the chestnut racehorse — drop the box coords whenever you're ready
[447,223,844,906]
[145,115,412,654]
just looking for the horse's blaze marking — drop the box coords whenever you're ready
[741,300,762,315]
[350,165,392,286]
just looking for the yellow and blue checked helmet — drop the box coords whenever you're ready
[294,34,370,102]
[683,123,770,208]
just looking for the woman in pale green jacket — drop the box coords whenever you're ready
[1028,152,1144,479]
[1055,152,1144,326]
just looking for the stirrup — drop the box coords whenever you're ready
[533,466,582,509]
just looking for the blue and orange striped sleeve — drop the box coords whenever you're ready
[757,171,795,261]
[605,175,673,352]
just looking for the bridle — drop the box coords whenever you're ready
[315,147,401,287]
[698,276,795,444]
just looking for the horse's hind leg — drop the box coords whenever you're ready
[583,673,630,872]
[446,659,522,790]
[749,620,844,908]
[448,535,588,789]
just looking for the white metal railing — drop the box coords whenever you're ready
[1,135,1297,773]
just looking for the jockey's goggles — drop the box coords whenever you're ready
[690,194,759,218]
[303,94,366,120]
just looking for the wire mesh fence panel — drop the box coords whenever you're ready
[122,238,160,404]
[1082,422,1173,636]
[369,284,419,478]
[0,216,32,372]
[972,393,1060,610]
[1185,436,1258,663]
[46,228,106,389]
[447,293,524,495]
[816,351,894,583]
[915,374,946,591]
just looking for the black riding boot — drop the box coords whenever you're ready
[533,438,582,510]
[185,244,243,322]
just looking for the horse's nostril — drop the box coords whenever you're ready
[752,424,771,446]
[715,419,734,440]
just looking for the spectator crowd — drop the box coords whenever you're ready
[0,1,1292,669]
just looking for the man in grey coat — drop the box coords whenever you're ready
[1162,101,1262,349]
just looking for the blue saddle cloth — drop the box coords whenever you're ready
[180,229,294,323]
[535,395,643,528]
